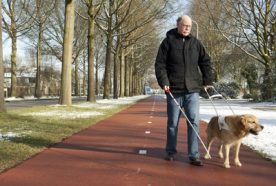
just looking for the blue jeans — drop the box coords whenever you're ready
[166,92,200,159]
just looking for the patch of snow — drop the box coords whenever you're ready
[22,110,104,119]
[0,132,19,141]
[21,95,150,119]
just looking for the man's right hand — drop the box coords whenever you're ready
[163,85,170,93]
[203,85,214,91]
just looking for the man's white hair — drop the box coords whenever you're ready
[177,15,192,24]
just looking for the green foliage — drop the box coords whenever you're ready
[242,92,261,101]
[241,64,259,94]
[214,82,241,99]
[200,82,241,99]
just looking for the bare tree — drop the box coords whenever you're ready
[0,1,6,112]
[59,0,75,105]
[44,2,64,61]
[2,0,34,97]
[23,0,57,98]
[85,0,96,101]
[96,0,126,99]
[78,0,103,102]
[119,0,174,97]
[96,0,171,99]
[190,0,235,82]
[72,6,89,97]
[44,1,88,98]
[33,0,56,98]
[74,58,80,96]
[82,50,87,96]
[128,34,159,96]
[203,0,276,99]
[94,31,105,96]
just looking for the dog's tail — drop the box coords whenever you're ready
[206,116,219,133]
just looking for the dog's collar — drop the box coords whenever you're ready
[218,116,230,131]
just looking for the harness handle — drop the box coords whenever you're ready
[204,86,235,115]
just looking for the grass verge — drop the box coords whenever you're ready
[253,106,276,111]
[0,100,137,173]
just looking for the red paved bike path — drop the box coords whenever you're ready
[0,95,275,186]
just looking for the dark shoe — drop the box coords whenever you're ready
[164,153,174,161]
[189,157,203,166]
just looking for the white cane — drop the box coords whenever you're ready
[167,90,211,159]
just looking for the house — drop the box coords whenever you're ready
[4,66,61,97]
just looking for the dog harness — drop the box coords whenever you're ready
[218,115,230,131]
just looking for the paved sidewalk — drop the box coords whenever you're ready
[0,95,275,186]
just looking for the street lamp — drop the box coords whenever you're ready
[192,20,198,39]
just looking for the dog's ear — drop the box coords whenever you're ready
[240,115,246,124]
[240,115,248,129]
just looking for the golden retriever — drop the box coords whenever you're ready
[204,114,264,168]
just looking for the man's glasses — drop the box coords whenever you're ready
[180,24,191,28]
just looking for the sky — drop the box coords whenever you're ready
[3,33,26,60]
[2,94,276,162]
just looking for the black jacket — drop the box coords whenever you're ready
[155,28,213,93]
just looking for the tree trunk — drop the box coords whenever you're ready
[0,2,6,112]
[95,55,99,96]
[103,0,113,99]
[129,60,133,96]
[82,50,86,96]
[261,64,273,100]
[120,48,125,97]
[59,0,75,105]
[103,31,112,99]
[113,43,120,99]
[35,24,43,98]
[132,73,135,95]
[273,22,276,52]
[113,53,118,99]
[75,58,79,96]
[138,78,142,95]
[87,5,96,102]
[125,56,130,97]
[10,35,17,97]
[134,73,137,95]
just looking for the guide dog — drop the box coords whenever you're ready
[204,114,264,168]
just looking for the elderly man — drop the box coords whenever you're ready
[155,15,213,166]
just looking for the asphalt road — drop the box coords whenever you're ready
[0,95,275,186]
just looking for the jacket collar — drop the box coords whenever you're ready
[166,28,192,40]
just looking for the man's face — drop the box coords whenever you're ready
[177,20,192,36]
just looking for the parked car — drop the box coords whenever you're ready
[144,86,153,95]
